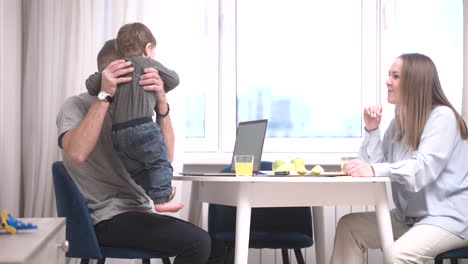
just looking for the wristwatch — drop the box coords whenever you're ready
[97,91,113,103]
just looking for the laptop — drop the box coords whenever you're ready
[180,119,268,176]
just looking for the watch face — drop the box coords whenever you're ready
[98,92,107,100]
[98,91,113,103]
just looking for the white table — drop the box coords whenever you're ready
[173,175,393,264]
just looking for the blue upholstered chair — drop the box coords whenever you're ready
[52,161,174,264]
[208,161,313,264]
[435,247,468,264]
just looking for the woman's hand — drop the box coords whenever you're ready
[363,105,382,132]
[342,159,375,177]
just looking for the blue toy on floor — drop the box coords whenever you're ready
[0,210,38,234]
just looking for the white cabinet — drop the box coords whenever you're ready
[0,218,67,264]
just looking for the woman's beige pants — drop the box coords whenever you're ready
[330,212,468,264]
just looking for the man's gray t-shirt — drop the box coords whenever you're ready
[56,93,154,224]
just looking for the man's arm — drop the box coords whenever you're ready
[62,60,133,165]
[61,100,110,165]
[156,102,175,162]
[140,67,175,162]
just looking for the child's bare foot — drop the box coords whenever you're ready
[168,186,177,202]
[155,202,184,213]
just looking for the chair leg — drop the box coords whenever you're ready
[162,258,171,264]
[142,259,150,264]
[281,248,290,264]
[97,258,106,264]
[225,247,235,264]
[293,248,305,264]
[451,259,459,264]
[80,259,90,264]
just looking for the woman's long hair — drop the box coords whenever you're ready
[395,53,468,149]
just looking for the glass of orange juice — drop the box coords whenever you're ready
[234,155,254,177]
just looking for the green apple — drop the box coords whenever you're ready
[272,160,287,171]
[297,167,308,175]
[311,165,325,175]
[290,158,305,170]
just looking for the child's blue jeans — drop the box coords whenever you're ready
[111,117,173,204]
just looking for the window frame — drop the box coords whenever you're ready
[183,0,388,164]
[183,0,221,152]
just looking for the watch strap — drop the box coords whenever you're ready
[104,94,113,103]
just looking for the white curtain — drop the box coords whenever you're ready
[464,0,468,122]
[0,0,22,217]
[21,0,104,217]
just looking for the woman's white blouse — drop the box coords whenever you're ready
[359,106,468,238]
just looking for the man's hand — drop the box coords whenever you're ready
[140,68,165,98]
[101,60,133,96]
[140,68,169,115]
[342,159,375,177]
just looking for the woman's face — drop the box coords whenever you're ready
[386,58,403,104]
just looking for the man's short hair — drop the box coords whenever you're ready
[97,39,117,70]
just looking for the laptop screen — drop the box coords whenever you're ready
[229,119,268,173]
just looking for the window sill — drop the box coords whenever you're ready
[182,151,358,166]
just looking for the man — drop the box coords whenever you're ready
[56,40,225,263]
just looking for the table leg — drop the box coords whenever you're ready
[188,182,202,226]
[312,206,326,264]
[234,186,252,264]
[375,183,393,264]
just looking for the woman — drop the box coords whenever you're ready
[333,53,468,263]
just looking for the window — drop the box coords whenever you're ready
[236,0,363,139]
[393,0,463,111]
[151,0,220,152]
[181,0,463,164]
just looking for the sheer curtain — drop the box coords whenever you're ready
[464,0,468,122]
[21,0,105,217]
[0,0,22,217]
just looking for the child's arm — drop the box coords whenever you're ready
[148,59,180,92]
[85,72,102,96]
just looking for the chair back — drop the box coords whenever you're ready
[435,247,468,263]
[208,161,313,249]
[52,161,102,259]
